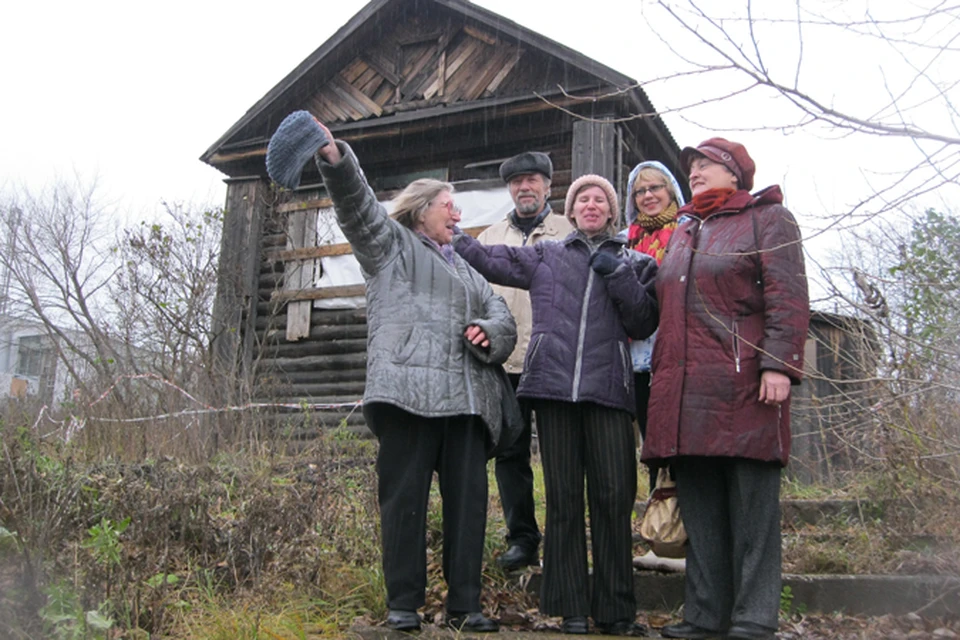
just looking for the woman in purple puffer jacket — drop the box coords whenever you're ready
[455,174,658,636]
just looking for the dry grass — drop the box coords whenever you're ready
[2,403,959,638]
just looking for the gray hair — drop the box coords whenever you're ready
[390,178,455,229]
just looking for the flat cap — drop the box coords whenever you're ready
[499,151,553,183]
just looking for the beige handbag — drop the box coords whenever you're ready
[638,467,687,558]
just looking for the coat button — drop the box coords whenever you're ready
[678,359,684,366]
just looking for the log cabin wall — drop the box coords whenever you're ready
[238,110,645,437]
[204,0,682,438]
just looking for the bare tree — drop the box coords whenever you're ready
[607,1,960,483]
[0,176,126,401]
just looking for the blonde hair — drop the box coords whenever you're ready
[633,167,680,205]
[390,179,454,229]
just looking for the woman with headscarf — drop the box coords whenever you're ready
[271,114,518,633]
[622,161,686,464]
[454,174,658,636]
[643,138,809,640]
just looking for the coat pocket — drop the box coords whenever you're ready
[392,326,426,365]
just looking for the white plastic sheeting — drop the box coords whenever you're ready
[313,185,513,309]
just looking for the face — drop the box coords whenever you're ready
[416,190,461,246]
[633,178,672,218]
[688,156,739,196]
[571,185,612,237]
[508,172,551,217]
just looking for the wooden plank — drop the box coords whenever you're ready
[422,38,480,98]
[462,24,497,45]
[274,284,367,303]
[316,89,353,122]
[327,81,367,120]
[446,44,496,103]
[277,197,333,214]
[397,29,443,46]
[437,50,446,97]
[360,52,400,85]
[342,58,368,84]
[354,66,379,92]
[486,48,524,93]
[267,243,354,262]
[307,95,334,123]
[269,226,489,269]
[331,75,383,117]
[399,44,439,98]
[463,46,516,102]
[285,210,317,341]
[571,119,617,186]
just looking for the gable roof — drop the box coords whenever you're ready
[201,0,678,174]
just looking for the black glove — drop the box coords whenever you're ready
[637,257,658,287]
[589,250,622,276]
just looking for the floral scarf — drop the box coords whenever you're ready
[627,201,678,264]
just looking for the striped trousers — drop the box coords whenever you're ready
[532,400,638,623]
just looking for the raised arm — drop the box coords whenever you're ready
[453,231,543,290]
[313,124,400,276]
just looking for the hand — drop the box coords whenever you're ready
[312,117,342,164]
[759,370,791,406]
[589,251,622,276]
[637,257,658,287]
[464,324,490,349]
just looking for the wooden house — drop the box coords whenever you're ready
[201,0,684,432]
[201,0,876,485]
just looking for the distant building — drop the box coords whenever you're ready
[0,315,60,404]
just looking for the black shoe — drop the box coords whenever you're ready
[561,616,589,635]
[385,609,421,631]
[725,622,777,639]
[660,621,722,639]
[445,611,499,633]
[595,620,648,636]
[496,544,538,571]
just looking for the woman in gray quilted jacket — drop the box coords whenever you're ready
[309,121,517,634]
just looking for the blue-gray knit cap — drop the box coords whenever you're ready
[266,110,330,190]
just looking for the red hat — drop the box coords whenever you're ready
[679,137,755,192]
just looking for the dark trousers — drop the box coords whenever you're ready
[533,400,637,623]
[366,403,488,614]
[494,373,541,551]
[633,371,657,491]
[673,457,782,632]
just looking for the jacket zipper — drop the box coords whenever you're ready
[571,257,596,402]
[733,318,741,374]
[461,268,476,415]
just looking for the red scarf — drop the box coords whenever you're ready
[691,188,737,216]
[628,223,676,264]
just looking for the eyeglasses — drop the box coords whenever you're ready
[633,184,668,197]
[434,200,462,215]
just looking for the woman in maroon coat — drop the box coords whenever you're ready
[643,139,809,640]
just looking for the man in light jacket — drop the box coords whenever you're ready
[480,151,574,571]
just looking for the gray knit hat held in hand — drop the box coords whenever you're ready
[266,111,331,190]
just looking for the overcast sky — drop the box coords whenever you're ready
[2,0,956,269]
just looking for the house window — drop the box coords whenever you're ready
[16,335,46,378]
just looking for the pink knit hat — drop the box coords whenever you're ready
[564,174,620,228]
